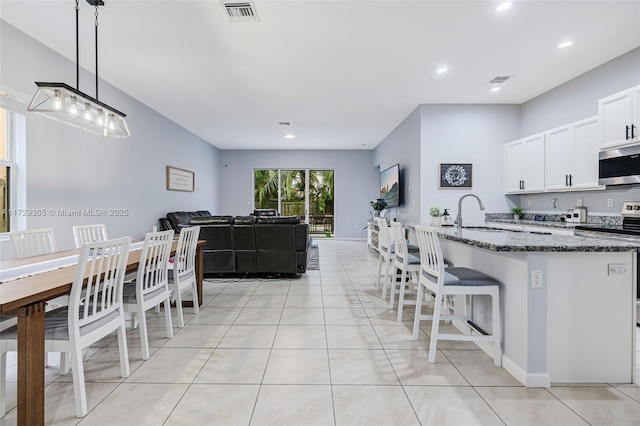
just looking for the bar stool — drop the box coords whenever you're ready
[388,221,421,321]
[412,225,502,366]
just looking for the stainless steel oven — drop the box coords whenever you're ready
[575,201,640,325]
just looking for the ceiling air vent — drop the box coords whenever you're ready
[489,75,512,84]
[221,1,260,23]
[278,121,292,127]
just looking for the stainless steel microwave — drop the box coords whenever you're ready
[599,144,640,185]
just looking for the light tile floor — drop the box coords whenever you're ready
[2,239,640,425]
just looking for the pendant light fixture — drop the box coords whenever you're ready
[27,0,130,138]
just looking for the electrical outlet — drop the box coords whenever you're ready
[576,198,583,207]
[531,270,543,288]
[608,264,627,276]
[607,197,614,208]
[527,199,532,207]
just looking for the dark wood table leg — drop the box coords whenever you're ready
[181,244,204,308]
[16,302,46,425]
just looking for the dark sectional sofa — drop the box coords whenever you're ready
[160,211,309,276]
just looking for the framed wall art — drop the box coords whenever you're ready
[439,163,472,188]
[166,166,195,192]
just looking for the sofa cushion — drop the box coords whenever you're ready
[167,211,191,230]
[233,216,257,225]
[256,216,301,225]
[253,209,278,217]
[190,216,233,225]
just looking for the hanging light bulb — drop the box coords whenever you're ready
[68,96,78,115]
[83,102,92,121]
[52,90,63,110]
[96,109,104,126]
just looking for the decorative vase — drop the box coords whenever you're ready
[373,210,380,217]
[514,214,520,221]
[430,216,441,226]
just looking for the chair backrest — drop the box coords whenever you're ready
[389,221,409,262]
[73,224,109,248]
[136,230,174,299]
[174,225,200,280]
[12,228,57,258]
[414,225,445,287]
[374,218,392,250]
[69,236,132,336]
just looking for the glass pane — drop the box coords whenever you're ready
[0,165,8,233]
[253,169,279,211]
[0,108,7,161]
[280,170,306,221]
[309,170,334,235]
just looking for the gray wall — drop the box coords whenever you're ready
[419,104,521,226]
[518,47,640,214]
[0,21,219,258]
[372,107,422,224]
[218,150,378,239]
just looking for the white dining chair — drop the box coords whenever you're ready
[123,229,174,360]
[11,228,57,258]
[412,225,502,366]
[388,221,421,321]
[169,225,200,328]
[72,224,108,248]
[0,237,132,418]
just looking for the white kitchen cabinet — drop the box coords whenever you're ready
[544,116,604,192]
[505,134,545,193]
[599,85,640,149]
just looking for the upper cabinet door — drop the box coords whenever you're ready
[523,134,545,192]
[505,141,525,193]
[545,126,573,191]
[600,85,640,149]
[572,117,604,190]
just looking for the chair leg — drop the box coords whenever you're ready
[381,257,390,300]
[376,253,383,291]
[71,345,88,417]
[60,352,70,375]
[174,287,185,329]
[428,293,444,364]
[412,283,425,340]
[117,318,130,377]
[389,266,399,309]
[491,290,502,366]
[191,282,200,315]
[164,298,174,339]
[139,309,150,361]
[396,267,408,321]
[0,350,6,418]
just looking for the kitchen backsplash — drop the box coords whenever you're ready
[485,213,622,226]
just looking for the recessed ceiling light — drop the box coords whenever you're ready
[437,67,448,74]
[284,133,296,139]
[557,40,574,49]
[491,87,501,92]
[496,2,512,12]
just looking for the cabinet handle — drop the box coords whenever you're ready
[521,180,525,190]
[565,175,568,186]
[627,125,631,140]
[633,124,637,139]
[569,174,573,186]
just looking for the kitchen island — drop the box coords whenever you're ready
[431,226,639,387]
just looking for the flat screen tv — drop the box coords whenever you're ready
[380,164,400,207]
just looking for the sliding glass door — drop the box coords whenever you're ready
[253,169,334,236]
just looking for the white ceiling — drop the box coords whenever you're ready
[1,0,639,150]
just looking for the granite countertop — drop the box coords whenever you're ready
[485,218,577,230]
[435,226,640,252]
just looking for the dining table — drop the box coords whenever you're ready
[0,239,205,425]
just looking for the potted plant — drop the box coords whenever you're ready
[512,207,523,220]
[370,198,387,217]
[429,206,441,226]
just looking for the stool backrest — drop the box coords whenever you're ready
[389,221,409,262]
[414,225,445,285]
[374,218,392,250]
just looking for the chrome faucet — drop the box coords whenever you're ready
[457,194,485,231]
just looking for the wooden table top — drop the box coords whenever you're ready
[0,240,205,314]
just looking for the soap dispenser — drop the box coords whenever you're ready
[441,209,454,226]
